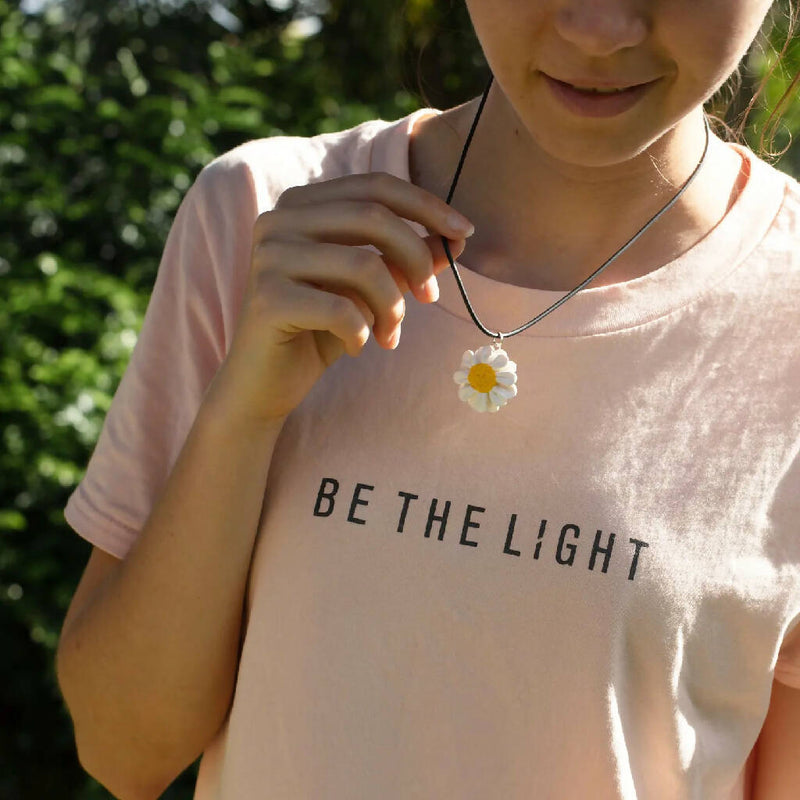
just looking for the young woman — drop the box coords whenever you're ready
[56,1,800,798]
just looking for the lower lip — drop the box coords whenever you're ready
[543,74,654,118]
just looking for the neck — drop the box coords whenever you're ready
[409,90,744,291]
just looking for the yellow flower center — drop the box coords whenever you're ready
[468,363,497,394]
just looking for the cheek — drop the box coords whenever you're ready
[669,0,773,95]
[464,0,543,75]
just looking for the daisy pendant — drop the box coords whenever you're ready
[453,344,518,413]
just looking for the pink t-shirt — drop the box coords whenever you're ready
[64,110,800,799]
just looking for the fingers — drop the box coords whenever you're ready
[385,234,466,303]
[258,201,463,304]
[267,279,374,358]
[266,172,474,304]
[252,235,467,349]
[254,240,405,345]
[249,172,474,355]
[276,172,475,240]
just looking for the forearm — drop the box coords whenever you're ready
[57,392,284,797]
[750,680,800,800]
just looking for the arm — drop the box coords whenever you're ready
[750,679,800,800]
[57,170,469,799]
[56,396,284,800]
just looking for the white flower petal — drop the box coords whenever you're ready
[487,350,509,369]
[490,385,514,404]
[460,350,476,368]
[495,371,517,387]
[488,401,501,413]
[453,370,469,385]
[468,391,489,412]
[475,345,494,364]
[504,360,517,374]
[458,384,476,402]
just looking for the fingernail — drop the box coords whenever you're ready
[423,275,439,302]
[389,323,402,349]
[447,213,475,238]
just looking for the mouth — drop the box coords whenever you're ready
[542,73,657,117]
[567,85,636,94]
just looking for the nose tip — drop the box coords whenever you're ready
[555,4,648,56]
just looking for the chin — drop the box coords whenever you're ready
[532,128,660,170]
[511,76,691,170]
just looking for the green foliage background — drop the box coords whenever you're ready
[1,1,798,797]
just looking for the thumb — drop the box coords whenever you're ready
[427,234,467,274]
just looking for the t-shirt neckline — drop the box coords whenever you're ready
[369,108,787,338]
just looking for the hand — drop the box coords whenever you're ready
[204,171,474,425]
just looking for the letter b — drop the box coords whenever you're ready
[313,477,339,517]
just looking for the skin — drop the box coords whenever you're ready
[409,0,773,290]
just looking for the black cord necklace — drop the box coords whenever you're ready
[447,74,711,413]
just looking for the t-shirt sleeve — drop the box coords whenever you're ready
[774,614,800,689]
[63,158,257,559]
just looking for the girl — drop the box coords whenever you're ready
[56,1,800,798]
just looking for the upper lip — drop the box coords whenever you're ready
[544,73,654,91]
